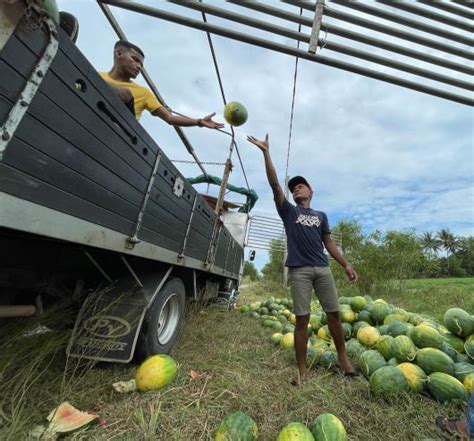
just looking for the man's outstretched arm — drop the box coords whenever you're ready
[247,134,285,207]
[153,106,224,129]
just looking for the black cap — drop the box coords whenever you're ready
[288,176,312,193]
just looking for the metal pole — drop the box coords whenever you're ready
[282,0,473,60]
[338,0,473,44]
[309,0,324,54]
[172,0,473,90]
[97,1,210,179]
[376,0,474,33]
[416,0,474,20]
[100,0,473,106]
[230,0,472,75]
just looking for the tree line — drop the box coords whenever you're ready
[243,220,474,294]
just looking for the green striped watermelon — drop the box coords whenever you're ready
[408,325,443,349]
[387,357,398,366]
[271,333,283,345]
[370,302,391,325]
[442,333,465,353]
[356,310,373,324]
[346,338,366,359]
[392,336,417,362]
[352,321,370,337]
[454,362,474,382]
[357,326,381,347]
[388,321,412,337]
[320,351,338,369]
[280,333,295,350]
[350,296,367,312]
[309,413,347,441]
[378,325,389,335]
[135,354,177,392]
[439,341,459,362]
[444,308,474,338]
[416,348,455,375]
[214,411,258,441]
[398,362,427,393]
[377,335,395,361]
[427,372,468,403]
[277,422,314,441]
[357,350,387,379]
[465,335,474,360]
[369,366,410,395]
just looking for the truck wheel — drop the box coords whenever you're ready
[136,277,186,359]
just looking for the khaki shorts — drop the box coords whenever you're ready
[289,266,339,316]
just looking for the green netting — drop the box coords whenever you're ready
[187,174,258,213]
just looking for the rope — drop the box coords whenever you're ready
[284,7,304,182]
[171,159,226,166]
[199,2,251,192]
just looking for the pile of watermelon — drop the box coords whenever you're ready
[240,296,474,403]
[214,410,348,441]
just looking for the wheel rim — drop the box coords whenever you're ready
[156,293,181,345]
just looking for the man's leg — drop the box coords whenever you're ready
[294,314,310,384]
[289,267,313,385]
[314,267,357,375]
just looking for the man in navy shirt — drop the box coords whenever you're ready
[248,134,359,385]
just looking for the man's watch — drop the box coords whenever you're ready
[196,118,203,127]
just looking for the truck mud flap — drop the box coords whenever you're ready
[66,269,171,363]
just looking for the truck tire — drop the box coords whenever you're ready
[136,277,186,359]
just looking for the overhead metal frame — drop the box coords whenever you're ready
[99,0,473,107]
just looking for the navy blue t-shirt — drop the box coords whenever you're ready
[277,199,330,267]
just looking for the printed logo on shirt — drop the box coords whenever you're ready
[295,214,321,227]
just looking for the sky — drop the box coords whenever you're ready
[57,0,473,269]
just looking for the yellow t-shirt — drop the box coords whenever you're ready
[99,72,162,120]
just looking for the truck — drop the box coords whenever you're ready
[0,0,251,363]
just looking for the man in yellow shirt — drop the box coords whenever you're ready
[100,40,224,129]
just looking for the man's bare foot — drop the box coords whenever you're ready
[435,417,470,439]
[337,355,359,377]
[290,369,308,386]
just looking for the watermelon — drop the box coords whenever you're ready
[276,422,314,441]
[224,101,248,127]
[444,308,474,338]
[456,353,471,364]
[280,333,295,350]
[240,305,249,313]
[259,307,269,316]
[392,309,409,322]
[272,321,283,332]
[442,333,465,353]
[352,321,370,337]
[271,333,283,345]
[416,348,455,375]
[357,326,381,347]
[341,323,353,340]
[307,347,323,369]
[392,336,417,362]
[464,372,474,394]
[387,357,398,367]
[309,413,347,441]
[318,325,332,342]
[47,402,97,434]
[427,372,468,403]
[356,310,373,324]
[388,321,412,337]
[339,296,350,305]
[320,351,338,369]
[357,350,387,379]
[215,411,258,441]
[350,296,366,312]
[465,335,474,360]
[310,337,329,350]
[439,341,459,362]
[378,325,389,335]
[369,366,410,395]
[340,308,356,324]
[398,362,427,393]
[370,302,391,325]
[282,324,295,334]
[263,319,275,328]
[383,314,401,325]
[454,362,474,382]
[408,325,443,349]
[377,335,395,361]
[310,315,323,331]
[346,338,366,359]
[135,354,177,392]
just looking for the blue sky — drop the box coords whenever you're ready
[57,1,473,269]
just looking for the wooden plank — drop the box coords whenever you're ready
[0,163,135,235]
[3,138,140,221]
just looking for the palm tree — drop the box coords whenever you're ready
[420,231,441,256]
[437,228,459,262]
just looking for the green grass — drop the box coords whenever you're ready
[0,278,472,440]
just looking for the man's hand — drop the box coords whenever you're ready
[247,134,269,153]
[200,112,224,129]
[345,264,358,283]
